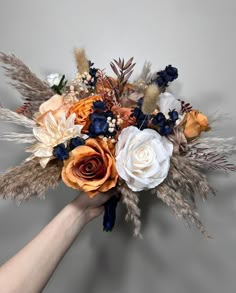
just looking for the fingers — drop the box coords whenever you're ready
[70,188,118,211]
[88,188,118,207]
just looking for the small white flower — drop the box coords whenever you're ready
[26,112,88,168]
[115,126,173,192]
[47,73,62,87]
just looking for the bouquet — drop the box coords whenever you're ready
[0,48,235,238]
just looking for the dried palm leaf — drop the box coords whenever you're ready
[110,57,136,99]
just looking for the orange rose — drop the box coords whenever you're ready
[62,138,118,197]
[184,110,209,139]
[68,95,103,131]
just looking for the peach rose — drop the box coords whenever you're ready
[36,94,72,126]
[62,138,118,197]
[183,110,209,139]
[67,95,103,131]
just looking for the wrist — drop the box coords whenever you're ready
[62,203,88,232]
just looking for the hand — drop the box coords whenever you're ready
[68,189,116,225]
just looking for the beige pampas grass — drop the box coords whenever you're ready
[0,132,36,144]
[0,159,62,201]
[74,48,89,74]
[0,52,54,117]
[118,183,142,238]
[153,154,214,237]
[141,83,161,114]
[0,108,36,128]
[153,183,210,238]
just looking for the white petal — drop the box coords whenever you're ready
[44,112,58,137]
[34,147,53,158]
[33,128,52,145]
[159,92,181,114]
[40,157,52,168]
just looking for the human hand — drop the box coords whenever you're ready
[68,189,117,225]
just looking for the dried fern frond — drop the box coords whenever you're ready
[118,183,142,238]
[186,149,236,172]
[153,183,210,237]
[110,57,136,99]
[189,137,236,155]
[0,52,54,118]
[74,48,89,74]
[0,107,35,128]
[0,159,62,201]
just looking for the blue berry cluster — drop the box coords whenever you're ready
[52,136,85,161]
[152,110,179,136]
[152,65,178,88]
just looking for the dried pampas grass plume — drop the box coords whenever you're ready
[0,159,62,201]
[74,48,89,74]
[118,183,142,238]
[0,108,36,128]
[0,52,54,118]
[142,83,160,114]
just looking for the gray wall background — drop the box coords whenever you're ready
[0,0,236,292]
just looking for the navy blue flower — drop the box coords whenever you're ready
[131,107,149,130]
[137,97,144,108]
[159,121,174,136]
[89,112,109,136]
[103,196,119,232]
[69,137,85,151]
[89,67,98,87]
[93,101,107,111]
[152,65,178,88]
[53,143,69,161]
[168,109,179,122]
[152,112,166,127]
[165,65,178,81]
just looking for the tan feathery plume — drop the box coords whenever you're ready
[74,48,89,74]
[141,83,161,114]
[0,52,54,118]
[153,183,211,238]
[118,183,142,238]
[0,159,62,201]
[0,108,36,128]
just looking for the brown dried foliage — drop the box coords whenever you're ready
[0,159,62,201]
[110,57,136,100]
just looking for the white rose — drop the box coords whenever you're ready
[47,73,62,87]
[116,126,173,192]
[159,92,181,114]
[159,92,185,125]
